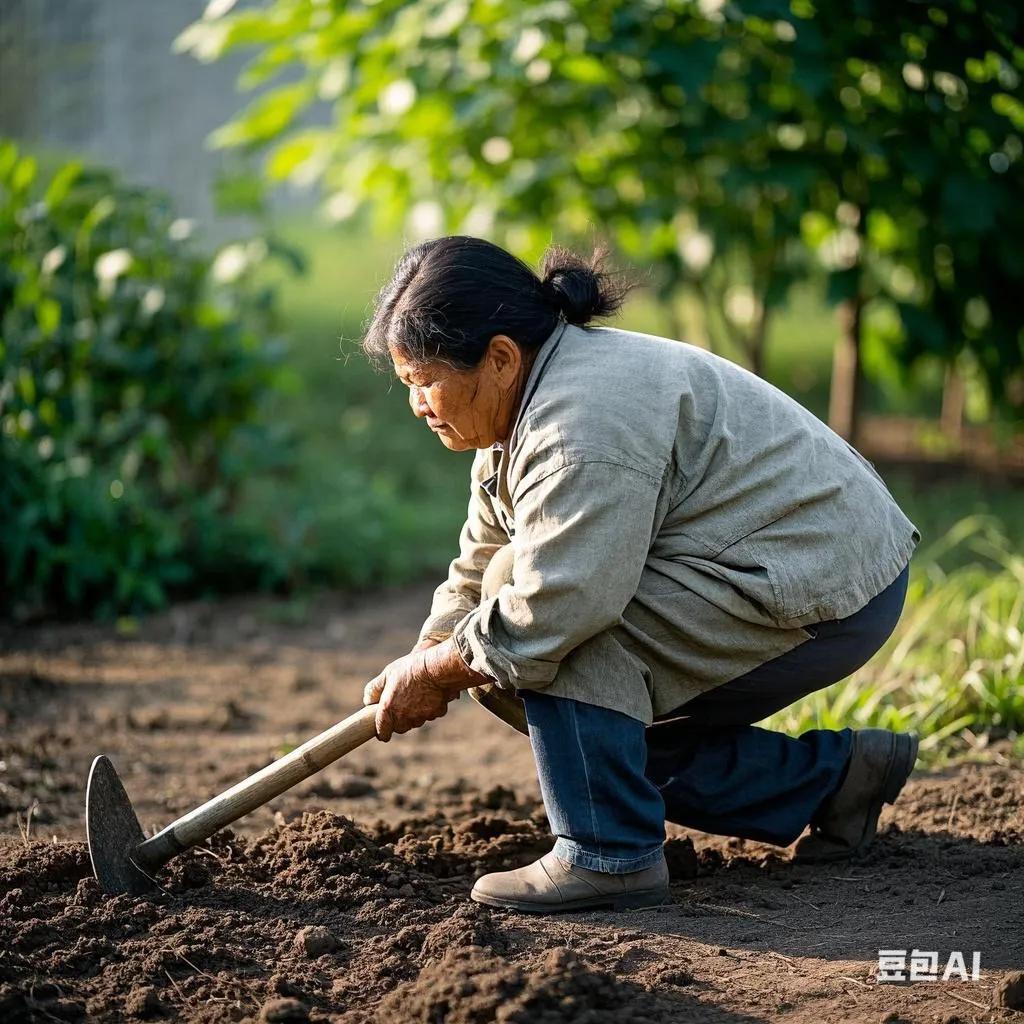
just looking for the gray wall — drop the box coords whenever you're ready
[0,0,291,226]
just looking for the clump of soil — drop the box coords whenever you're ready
[3,593,1022,1024]
[0,807,562,1022]
[369,946,662,1024]
[389,814,553,878]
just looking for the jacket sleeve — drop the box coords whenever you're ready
[450,453,663,689]
[416,454,510,644]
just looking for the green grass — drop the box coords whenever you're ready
[766,517,1024,764]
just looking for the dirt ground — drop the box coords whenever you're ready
[1,582,1021,1023]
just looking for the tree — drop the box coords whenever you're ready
[178,0,1024,430]
[176,0,820,376]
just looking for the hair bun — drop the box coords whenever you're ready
[542,268,602,326]
[538,243,634,326]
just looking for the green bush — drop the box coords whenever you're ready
[0,141,292,619]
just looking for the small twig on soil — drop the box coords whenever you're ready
[193,846,227,864]
[946,792,960,829]
[936,887,946,904]
[16,801,38,847]
[164,970,188,1004]
[945,989,989,1011]
[764,951,800,973]
[176,952,217,981]
[24,1000,66,1024]
[827,875,869,882]
[838,975,871,988]
[690,902,808,932]
[788,890,821,912]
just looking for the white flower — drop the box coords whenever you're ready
[169,218,195,241]
[41,245,67,276]
[319,60,349,101]
[902,63,926,90]
[819,229,860,270]
[95,248,133,283]
[777,124,806,150]
[204,0,238,19]
[211,243,249,284]
[95,249,133,296]
[142,286,166,316]
[678,231,714,272]
[698,0,726,20]
[379,79,416,116]
[482,137,512,165]
[725,286,761,327]
[513,27,545,64]
[408,201,444,240]
[424,0,468,39]
[526,59,551,84]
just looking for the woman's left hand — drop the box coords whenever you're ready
[363,652,454,742]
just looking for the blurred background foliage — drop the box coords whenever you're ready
[1,0,1021,753]
[0,140,296,617]
[178,0,1024,432]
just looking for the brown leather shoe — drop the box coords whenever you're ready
[794,729,919,862]
[470,849,670,913]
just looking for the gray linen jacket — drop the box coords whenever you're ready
[418,321,920,725]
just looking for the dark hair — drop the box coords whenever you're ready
[361,236,638,370]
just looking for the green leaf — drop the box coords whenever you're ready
[209,82,314,148]
[265,130,326,182]
[44,160,83,209]
[36,298,61,338]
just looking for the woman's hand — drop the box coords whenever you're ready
[363,650,454,742]
[411,638,441,653]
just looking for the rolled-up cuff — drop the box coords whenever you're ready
[553,838,666,875]
[451,600,559,692]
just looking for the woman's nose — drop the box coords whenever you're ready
[409,386,430,418]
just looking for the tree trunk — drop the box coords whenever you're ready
[660,295,685,345]
[747,305,771,379]
[828,294,864,442]
[941,363,965,442]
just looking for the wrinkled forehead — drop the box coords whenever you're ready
[388,344,458,379]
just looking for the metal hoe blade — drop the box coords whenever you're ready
[85,755,156,895]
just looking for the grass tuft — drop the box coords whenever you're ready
[766,517,1024,762]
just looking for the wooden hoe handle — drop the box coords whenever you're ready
[135,704,379,870]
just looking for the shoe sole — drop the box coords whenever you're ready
[797,731,919,863]
[469,887,672,914]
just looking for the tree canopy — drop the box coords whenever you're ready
[179,0,1024,418]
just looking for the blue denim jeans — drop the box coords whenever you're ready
[523,563,910,873]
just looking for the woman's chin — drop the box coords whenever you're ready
[436,431,475,452]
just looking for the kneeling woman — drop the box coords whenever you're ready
[361,236,920,914]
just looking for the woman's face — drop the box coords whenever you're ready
[390,336,526,451]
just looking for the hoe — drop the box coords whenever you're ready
[86,704,379,894]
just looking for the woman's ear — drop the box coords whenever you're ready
[487,334,521,380]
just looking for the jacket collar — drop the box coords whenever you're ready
[483,319,568,505]
[503,319,568,453]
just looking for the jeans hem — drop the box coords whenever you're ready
[553,838,665,874]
